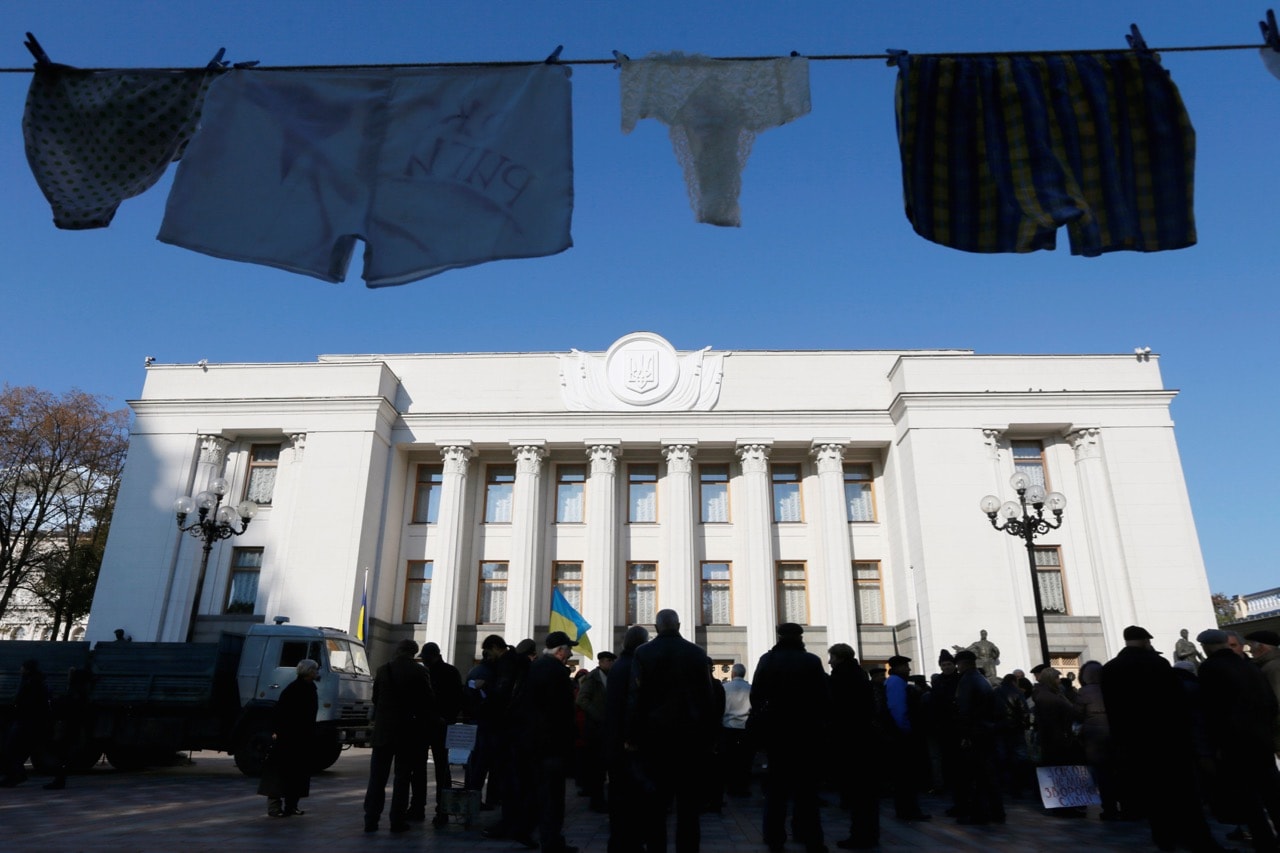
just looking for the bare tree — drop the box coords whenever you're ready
[0,385,128,626]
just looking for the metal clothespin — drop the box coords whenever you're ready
[1261,9,1280,52]
[611,49,630,69]
[544,44,564,64]
[207,47,227,69]
[23,31,53,67]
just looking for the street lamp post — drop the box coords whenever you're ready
[175,477,258,642]
[980,473,1067,668]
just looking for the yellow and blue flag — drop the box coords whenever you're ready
[357,569,368,643]
[550,588,592,659]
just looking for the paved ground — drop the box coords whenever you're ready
[0,748,1230,852]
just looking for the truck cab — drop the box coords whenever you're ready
[233,622,373,774]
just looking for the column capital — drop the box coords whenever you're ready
[982,427,1005,459]
[735,441,773,475]
[662,442,697,474]
[198,435,231,465]
[1066,427,1103,460]
[585,443,619,475]
[287,433,307,462]
[810,441,846,474]
[511,443,546,474]
[438,444,474,474]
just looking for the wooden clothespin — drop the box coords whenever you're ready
[1261,9,1280,52]
[611,49,630,69]
[23,32,53,67]
[207,47,228,69]
[544,45,564,64]
[1126,23,1151,53]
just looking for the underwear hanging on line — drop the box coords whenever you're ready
[620,52,810,227]
[893,52,1196,256]
[23,66,217,229]
[158,64,574,287]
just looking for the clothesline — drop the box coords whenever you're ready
[0,41,1270,74]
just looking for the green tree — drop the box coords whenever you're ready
[1211,591,1235,627]
[0,385,128,628]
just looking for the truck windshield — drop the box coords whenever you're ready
[326,638,371,676]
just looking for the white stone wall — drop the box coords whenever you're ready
[88,334,1215,674]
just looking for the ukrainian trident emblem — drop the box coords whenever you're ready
[625,351,659,393]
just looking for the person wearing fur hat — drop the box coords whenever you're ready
[1245,630,1280,753]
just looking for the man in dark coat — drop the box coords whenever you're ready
[1101,625,1222,852]
[627,609,716,853]
[575,650,615,813]
[484,638,539,845]
[951,649,1004,825]
[0,659,50,787]
[751,623,830,853]
[927,649,960,804]
[364,639,437,833]
[828,643,878,850]
[510,631,580,853]
[605,625,649,853]
[1197,628,1280,849]
[419,641,464,827]
[263,658,320,817]
[883,654,930,822]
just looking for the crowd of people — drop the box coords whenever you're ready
[5,614,1280,853]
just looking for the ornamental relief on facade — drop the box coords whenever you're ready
[558,331,726,412]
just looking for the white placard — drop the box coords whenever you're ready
[1037,765,1101,808]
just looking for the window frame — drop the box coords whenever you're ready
[627,464,659,524]
[843,463,877,523]
[403,559,433,623]
[411,464,444,524]
[853,559,884,625]
[626,561,659,625]
[1033,545,1069,615]
[1011,439,1050,490]
[552,561,584,613]
[242,443,281,506]
[776,560,809,624]
[700,561,733,625]
[771,463,804,523]
[555,465,587,524]
[476,560,510,624]
[699,463,731,524]
[484,464,516,524]
[224,546,263,615]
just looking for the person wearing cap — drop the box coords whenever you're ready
[827,643,878,850]
[465,634,508,798]
[575,651,616,813]
[952,649,1004,825]
[750,623,830,853]
[883,654,930,822]
[508,631,580,853]
[627,609,716,853]
[1101,626,1222,851]
[605,625,650,853]
[364,639,438,833]
[484,638,540,845]
[418,642,464,827]
[1197,628,1280,847]
[926,648,959,807]
[1245,630,1280,754]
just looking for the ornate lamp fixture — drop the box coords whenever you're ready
[175,477,258,641]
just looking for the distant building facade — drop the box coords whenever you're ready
[89,333,1214,671]
[0,582,87,642]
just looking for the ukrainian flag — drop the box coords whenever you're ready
[356,570,368,643]
[550,588,592,659]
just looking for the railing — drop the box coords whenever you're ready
[1232,588,1280,621]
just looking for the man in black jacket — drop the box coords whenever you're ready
[364,639,437,833]
[510,632,580,853]
[627,609,716,853]
[951,650,1003,825]
[752,623,830,853]
[828,643,878,850]
[419,642,464,827]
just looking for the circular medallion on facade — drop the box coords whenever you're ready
[604,332,680,406]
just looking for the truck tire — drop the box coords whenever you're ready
[66,744,104,773]
[104,746,149,771]
[233,727,273,777]
[311,739,344,772]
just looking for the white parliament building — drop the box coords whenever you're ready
[88,332,1215,674]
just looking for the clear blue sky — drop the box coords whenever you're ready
[2,2,1276,597]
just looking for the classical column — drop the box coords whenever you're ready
[811,442,858,647]
[583,442,619,651]
[425,443,473,662]
[736,441,776,672]
[505,443,546,643]
[1066,427,1137,655]
[164,435,231,641]
[661,442,698,627]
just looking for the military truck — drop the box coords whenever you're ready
[0,620,373,776]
